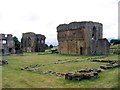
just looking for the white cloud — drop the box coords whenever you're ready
[0,0,119,45]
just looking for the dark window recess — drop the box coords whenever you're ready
[80,47,83,55]
[92,26,97,40]
[2,49,4,53]
[9,48,12,53]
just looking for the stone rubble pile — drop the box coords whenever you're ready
[0,60,8,65]
[86,56,107,60]
[65,60,120,81]
[92,59,120,69]
[65,68,101,81]
[92,60,114,63]
[100,61,120,70]
[20,64,65,77]
[21,64,45,70]
[35,69,66,77]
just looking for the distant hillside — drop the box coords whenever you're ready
[110,44,120,49]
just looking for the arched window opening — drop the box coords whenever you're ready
[92,26,97,40]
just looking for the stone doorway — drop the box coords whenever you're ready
[80,47,83,55]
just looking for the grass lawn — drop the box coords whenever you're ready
[2,53,119,88]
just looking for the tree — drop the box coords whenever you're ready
[13,36,20,51]
[49,44,53,48]
[110,39,120,45]
[45,44,49,49]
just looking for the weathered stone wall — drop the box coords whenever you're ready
[58,29,86,54]
[35,34,46,52]
[21,32,46,52]
[21,32,36,52]
[57,21,109,55]
[0,34,15,55]
[96,38,110,55]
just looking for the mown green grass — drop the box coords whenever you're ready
[2,53,119,88]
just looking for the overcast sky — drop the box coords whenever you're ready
[0,0,119,45]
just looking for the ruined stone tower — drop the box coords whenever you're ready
[0,34,15,55]
[21,32,46,52]
[57,21,110,55]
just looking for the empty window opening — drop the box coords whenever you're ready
[28,37,31,41]
[2,40,6,44]
[92,34,95,40]
[92,26,97,40]
[5,34,7,37]
[93,26,96,30]
[41,40,44,44]
[9,48,12,53]
[2,49,4,53]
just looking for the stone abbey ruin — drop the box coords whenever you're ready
[0,34,15,55]
[0,21,110,55]
[0,32,46,55]
[21,32,46,52]
[57,21,110,55]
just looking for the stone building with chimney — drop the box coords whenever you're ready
[21,32,46,52]
[57,21,110,55]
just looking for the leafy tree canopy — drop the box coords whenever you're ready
[13,36,20,50]
[110,39,120,45]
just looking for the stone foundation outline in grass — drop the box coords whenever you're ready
[20,58,120,81]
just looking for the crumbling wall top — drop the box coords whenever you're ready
[22,32,36,36]
[0,34,5,40]
[57,21,103,32]
[0,34,13,40]
[36,34,46,40]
